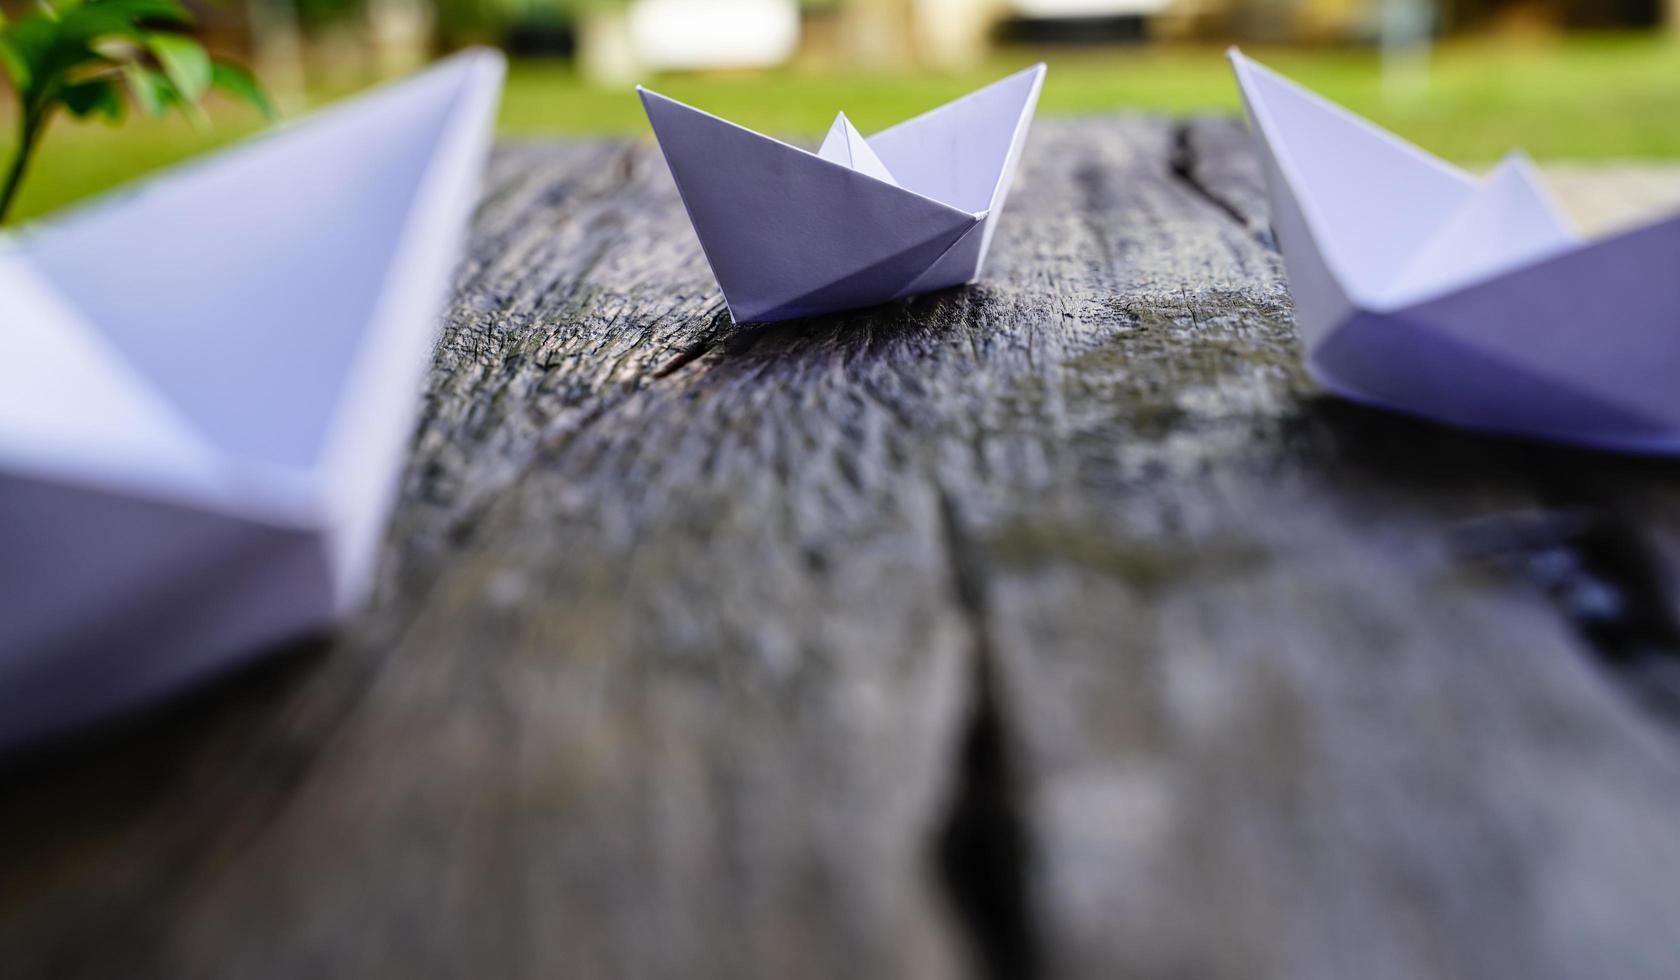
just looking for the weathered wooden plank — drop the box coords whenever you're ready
[3,118,1680,980]
[0,136,980,980]
[999,115,1680,980]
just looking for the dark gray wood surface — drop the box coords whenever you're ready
[6,117,1680,980]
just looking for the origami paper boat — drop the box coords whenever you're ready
[639,64,1046,323]
[0,50,504,746]
[1230,49,1680,452]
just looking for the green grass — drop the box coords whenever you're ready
[5,32,1680,225]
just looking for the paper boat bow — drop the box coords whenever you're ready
[639,64,1046,324]
[0,51,504,746]
[1230,49,1680,453]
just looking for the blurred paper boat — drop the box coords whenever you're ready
[0,50,505,747]
[1230,49,1680,452]
[639,64,1046,323]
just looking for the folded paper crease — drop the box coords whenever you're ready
[640,63,1046,322]
[0,49,506,746]
[1231,48,1680,452]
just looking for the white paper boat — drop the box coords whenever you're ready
[638,64,1046,323]
[1230,49,1680,452]
[0,50,505,746]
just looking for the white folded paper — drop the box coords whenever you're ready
[639,64,1046,323]
[1230,49,1680,452]
[0,50,505,746]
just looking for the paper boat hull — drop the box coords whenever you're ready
[1231,49,1680,452]
[1309,311,1679,452]
[0,51,505,747]
[640,64,1044,323]
[0,473,335,746]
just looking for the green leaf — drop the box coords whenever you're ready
[144,31,207,101]
[209,59,273,119]
[132,60,206,126]
[61,76,123,121]
[0,0,267,223]
[56,5,147,47]
[0,37,30,90]
[120,59,172,115]
[2,16,58,91]
[96,0,193,25]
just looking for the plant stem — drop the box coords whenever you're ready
[0,110,43,227]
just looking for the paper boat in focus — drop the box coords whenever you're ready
[639,64,1046,323]
[0,50,505,747]
[1230,49,1680,452]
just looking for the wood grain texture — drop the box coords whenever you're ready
[5,118,1680,980]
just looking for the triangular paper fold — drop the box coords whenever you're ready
[1230,50,1479,304]
[1378,154,1577,304]
[869,64,1046,221]
[0,256,229,506]
[640,63,1045,323]
[22,55,489,471]
[0,49,506,746]
[818,112,898,186]
[1230,48,1680,452]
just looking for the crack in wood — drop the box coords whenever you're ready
[1454,505,1680,726]
[933,488,1039,980]
[652,308,735,378]
[15,123,1680,980]
[1168,120,1274,250]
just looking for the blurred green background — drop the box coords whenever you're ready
[4,0,1680,225]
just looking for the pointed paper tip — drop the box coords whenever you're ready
[1486,150,1571,230]
[1498,148,1537,170]
[1009,62,1047,86]
[1486,150,1547,190]
[637,86,686,124]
